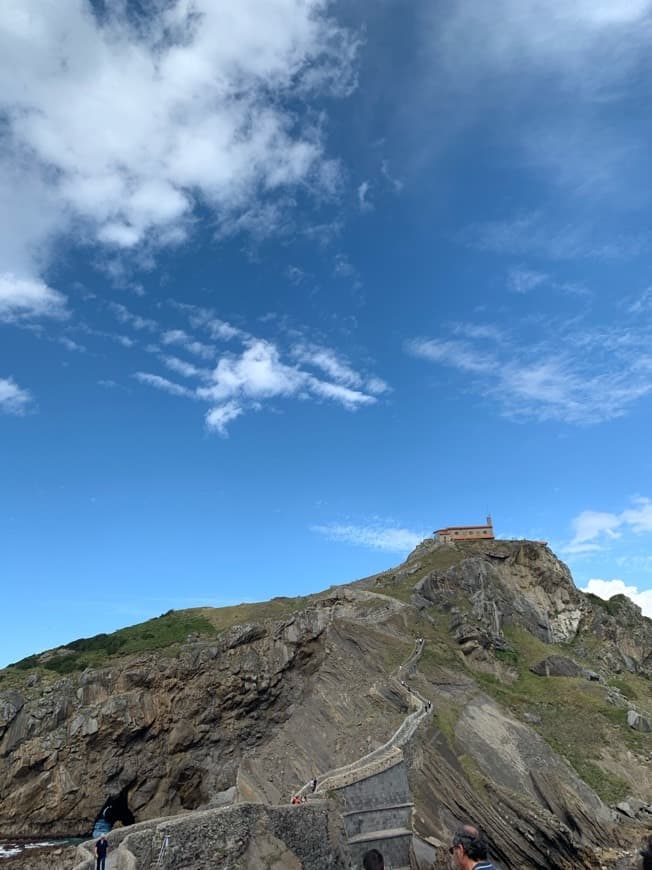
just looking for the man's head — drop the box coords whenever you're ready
[449,825,488,869]
[362,848,384,870]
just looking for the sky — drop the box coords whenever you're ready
[2,0,652,667]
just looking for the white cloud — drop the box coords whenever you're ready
[205,402,246,437]
[568,498,652,549]
[0,377,33,415]
[463,213,652,261]
[357,180,373,212]
[292,342,390,398]
[161,356,210,381]
[306,378,375,410]
[380,160,403,193]
[507,267,548,294]
[621,497,652,534]
[438,0,652,85]
[407,309,652,425]
[136,332,385,434]
[0,0,357,297]
[160,329,215,360]
[581,578,652,618]
[0,273,67,322]
[198,340,305,403]
[286,265,307,286]
[133,372,195,399]
[185,309,243,342]
[292,343,362,387]
[366,377,390,396]
[59,337,86,353]
[333,253,358,280]
[571,510,622,544]
[431,1,652,203]
[407,338,497,375]
[312,522,426,552]
[109,303,157,332]
[628,287,652,314]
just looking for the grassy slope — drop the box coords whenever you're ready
[370,549,651,805]
[2,541,649,806]
[0,595,315,685]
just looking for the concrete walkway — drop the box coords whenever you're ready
[295,637,432,799]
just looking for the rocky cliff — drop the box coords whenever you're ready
[1,539,652,868]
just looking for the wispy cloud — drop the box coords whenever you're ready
[160,329,215,360]
[431,0,652,205]
[161,356,210,381]
[136,331,386,436]
[133,372,195,399]
[627,287,652,314]
[291,342,389,395]
[0,377,33,415]
[312,522,426,552]
[185,309,243,342]
[108,302,158,333]
[357,180,373,212]
[507,267,548,294]
[205,402,246,436]
[406,309,652,424]
[59,337,86,353]
[462,212,652,261]
[286,265,308,286]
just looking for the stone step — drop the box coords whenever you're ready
[342,801,413,817]
[347,827,412,845]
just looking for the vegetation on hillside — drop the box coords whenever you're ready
[2,594,316,679]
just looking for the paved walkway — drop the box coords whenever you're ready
[294,637,433,799]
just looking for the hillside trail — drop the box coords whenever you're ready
[294,636,433,799]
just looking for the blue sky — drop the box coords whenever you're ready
[2,0,652,667]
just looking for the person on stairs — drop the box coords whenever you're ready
[449,825,496,870]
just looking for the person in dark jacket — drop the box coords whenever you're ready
[449,825,496,869]
[94,833,108,870]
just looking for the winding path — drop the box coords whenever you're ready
[294,637,433,800]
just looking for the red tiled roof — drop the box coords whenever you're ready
[435,524,492,533]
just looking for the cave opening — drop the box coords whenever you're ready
[91,788,135,837]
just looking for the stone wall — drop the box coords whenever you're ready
[333,756,413,870]
[74,801,350,870]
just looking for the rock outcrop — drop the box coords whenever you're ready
[0,607,334,835]
[1,539,651,869]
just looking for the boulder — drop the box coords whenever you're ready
[627,710,652,732]
[530,656,583,678]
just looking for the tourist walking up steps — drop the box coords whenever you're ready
[449,825,496,870]
[362,848,384,869]
[94,832,108,870]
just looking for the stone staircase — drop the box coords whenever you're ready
[293,638,433,869]
[75,639,433,869]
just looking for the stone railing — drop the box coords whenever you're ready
[296,639,432,799]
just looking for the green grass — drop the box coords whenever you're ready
[607,678,638,701]
[8,610,218,674]
[371,545,466,602]
[3,594,320,679]
[468,625,650,803]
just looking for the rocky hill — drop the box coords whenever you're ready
[1,538,652,868]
